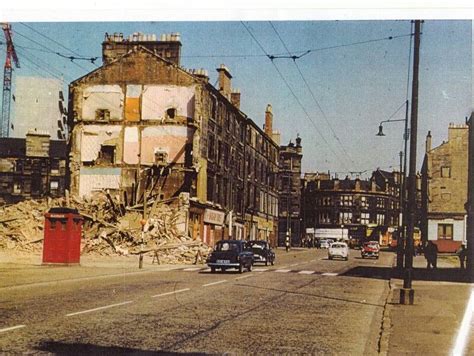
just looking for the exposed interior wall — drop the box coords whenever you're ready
[140,126,192,165]
[81,85,124,121]
[142,85,195,121]
[80,125,122,163]
[123,126,140,164]
[79,167,121,197]
[125,85,141,122]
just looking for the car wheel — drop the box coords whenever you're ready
[248,263,252,272]
[265,260,268,266]
[328,256,332,260]
[238,263,243,274]
[271,259,274,266]
[345,257,348,261]
[211,267,216,273]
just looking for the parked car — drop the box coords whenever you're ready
[328,242,349,260]
[320,240,330,249]
[249,240,275,266]
[361,241,380,259]
[206,240,254,273]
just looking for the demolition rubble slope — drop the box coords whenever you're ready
[0,194,211,264]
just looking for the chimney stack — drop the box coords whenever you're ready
[216,64,232,99]
[264,104,273,137]
[231,89,241,109]
[426,130,432,153]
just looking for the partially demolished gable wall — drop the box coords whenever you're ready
[68,48,203,201]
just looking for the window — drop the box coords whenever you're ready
[99,145,115,164]
[437,223,453,240]
[50,181,59,190]
[361,212,370,225]
[95,109,110,121]
[441,166,451,178]
[13,182,21,194]
[339,212,352,224]
[360,196,368,208]
[166,108,177,119]
[376,214,385,225]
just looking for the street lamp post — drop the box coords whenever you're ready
[376,99,410,271]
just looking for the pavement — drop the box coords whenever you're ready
[382,254,474,355]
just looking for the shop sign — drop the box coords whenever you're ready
[204,209,225,225]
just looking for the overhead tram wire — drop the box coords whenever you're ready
[268,21,355,169]
[181,32,413,59]
[240,21,350,172]
[13,30,95,72]
[18,23,98,67]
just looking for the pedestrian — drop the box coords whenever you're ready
[285,234,290,252]
[424,241,438,269]
[457,244,468,270]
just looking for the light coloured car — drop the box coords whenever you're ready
[328,242,349,260]
[320,239,330,249]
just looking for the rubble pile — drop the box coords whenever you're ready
[0,193,211,264]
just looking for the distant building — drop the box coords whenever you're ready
[301,170,400,244]
[11,76,67,140]
[0,130,67,204]
[278,136,303,246]
[421,123,469,252]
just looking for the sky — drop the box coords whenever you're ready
[0,17,471,178]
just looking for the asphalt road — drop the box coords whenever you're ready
[0,248,394,354]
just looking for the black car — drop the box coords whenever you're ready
[206,240,254,273]
[249,240,275,266]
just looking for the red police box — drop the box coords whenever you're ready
[43,207,83,264]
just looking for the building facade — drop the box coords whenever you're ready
[421,123,469,252]
[278,136,303,247]
[302,170,400,243]
[68,32,279,247]
[12,76,67,140]
[0,131,67,204]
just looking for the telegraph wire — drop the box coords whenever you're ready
[269,21,355,169]
[241,21,350,172]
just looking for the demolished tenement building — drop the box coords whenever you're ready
[68,32,280,247]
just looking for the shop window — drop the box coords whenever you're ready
[50,181,59,191]
[437,223,453,240]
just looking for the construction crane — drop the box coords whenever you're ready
[1,23,20,137]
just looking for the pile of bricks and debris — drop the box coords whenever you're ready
[0,192,211,264]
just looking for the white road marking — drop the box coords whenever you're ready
[66,301,133,317]
[152,288,190,298]
[0,325,26,333]
[254,268,269,272]
[202,268,211,272]
[298,270,315,275]
[182,267,203,271]
[452,288,474,356]
[202,280,227,287]
[289,263,299,267]
[235,274,253,280]
[275,269,291,273]
[322,272,339,276]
